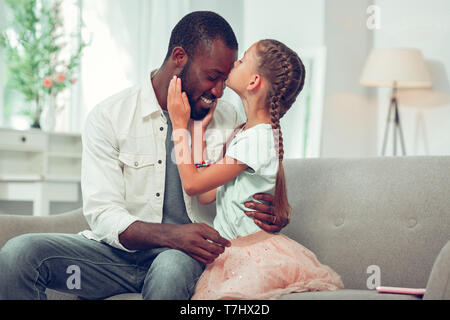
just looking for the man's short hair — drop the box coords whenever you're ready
[164,11,238,62]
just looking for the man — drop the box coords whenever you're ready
[0,11,286,300]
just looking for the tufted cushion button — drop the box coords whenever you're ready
[407,217,417,228]
[335,217,344,227]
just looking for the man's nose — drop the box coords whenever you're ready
[211,80,225,98]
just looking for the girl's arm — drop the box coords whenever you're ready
[196,175,218,204]
[168,76,247,197]
[173,126,247,196]
[168,77,286,233]
[190,121,217,204]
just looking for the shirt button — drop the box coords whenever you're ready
[158,160,162,164]
[134,162,139,167]
[156,193,160,197]
[160,127,164,131]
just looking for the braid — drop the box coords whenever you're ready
[255,39,306,223]
[270,96,284,162]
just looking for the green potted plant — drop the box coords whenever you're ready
[0,0,87,129]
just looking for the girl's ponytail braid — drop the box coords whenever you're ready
[256,39,306,224]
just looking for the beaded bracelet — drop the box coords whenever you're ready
[195,160,213,168]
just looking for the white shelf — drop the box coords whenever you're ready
[0,174,43,182]
[0,128,82,216]
[47,152,82,159]
[0,145,45,153]
[46,174,81,182]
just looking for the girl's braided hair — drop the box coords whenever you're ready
[256,39,306,223]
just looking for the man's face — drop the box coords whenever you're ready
[178,39,237,120]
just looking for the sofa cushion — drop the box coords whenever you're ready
[105,293,142,300]
[279,289,422,300]
[282,157,450,290]
[46,289,422,300]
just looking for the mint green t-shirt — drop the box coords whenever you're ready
[214,123,279,240]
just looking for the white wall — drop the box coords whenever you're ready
[321,0,378,158]
[241,0,327,157]
[374,0,450,156]
[242,0,325,49]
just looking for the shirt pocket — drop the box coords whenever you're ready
[119,152,156,203]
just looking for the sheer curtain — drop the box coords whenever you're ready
[78,0,190,130]
[0,1,4,128]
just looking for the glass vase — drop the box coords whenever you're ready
[39,94,56,132]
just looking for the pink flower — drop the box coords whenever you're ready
[70,77,77,84]
[43,76,54,88]
[55,73,66,83]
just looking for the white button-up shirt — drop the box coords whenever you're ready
[80,71,244,251]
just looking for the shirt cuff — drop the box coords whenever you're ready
[108,214,142,252]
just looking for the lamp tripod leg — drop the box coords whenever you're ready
[394,99,407,156]
[393,107,397,156]
[381,99,394,156]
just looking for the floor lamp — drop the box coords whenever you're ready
[360,48,432,156]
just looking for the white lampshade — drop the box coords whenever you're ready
[360,48,432,88]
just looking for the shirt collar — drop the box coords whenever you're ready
[140,69,163,118]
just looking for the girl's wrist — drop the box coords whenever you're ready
[195,159,213,168]
[173,123,188,131]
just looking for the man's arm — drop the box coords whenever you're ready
[82,104,230,260]
[244,193,289,233]
[119,221,230,265]
[81,105,141,251]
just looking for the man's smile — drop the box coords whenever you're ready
[198,94,216,108]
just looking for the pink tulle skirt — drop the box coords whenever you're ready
[191,231,344,300]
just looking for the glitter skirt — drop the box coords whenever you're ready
[191,231,344,300]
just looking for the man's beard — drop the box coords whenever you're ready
[178,62,210,121]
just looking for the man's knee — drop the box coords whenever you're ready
[0,234,49,299]
[142,249,204,300]
[0,234,41,272]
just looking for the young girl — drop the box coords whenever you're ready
[168,39,344,300]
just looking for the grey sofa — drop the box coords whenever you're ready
[0,156,449,300]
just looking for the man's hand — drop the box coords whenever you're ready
[168,223,231,265]
[244,193,289,233]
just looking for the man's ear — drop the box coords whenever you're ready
[171,47,188,72]
[247,74,261,91]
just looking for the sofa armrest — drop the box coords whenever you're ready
[0,208,89,248]
[424,240,450,300]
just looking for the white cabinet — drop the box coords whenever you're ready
[0,128,82,216]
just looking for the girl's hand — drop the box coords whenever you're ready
[167,76,190,129]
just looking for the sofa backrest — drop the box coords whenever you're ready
[0,208,88,248]
[282,156,450,290]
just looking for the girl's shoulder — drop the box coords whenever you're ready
[234,123,273,141]
[226,123,277,174]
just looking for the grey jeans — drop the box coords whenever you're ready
[0,233,204,300]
